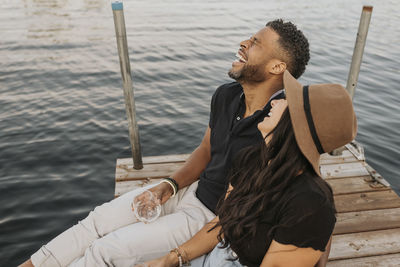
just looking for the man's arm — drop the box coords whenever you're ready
[171,126,212,189]
[141,126,212,205]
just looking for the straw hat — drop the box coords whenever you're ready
[283,70,357,176]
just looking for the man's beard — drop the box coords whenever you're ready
[228,63,267,83]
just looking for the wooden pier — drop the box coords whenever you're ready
[115,143,400,266]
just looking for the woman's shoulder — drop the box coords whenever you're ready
[273,172,336,251]
[284,172,335,213]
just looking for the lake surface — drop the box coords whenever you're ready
[1,0,399,265]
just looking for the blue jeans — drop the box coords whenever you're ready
[190,243,245,267]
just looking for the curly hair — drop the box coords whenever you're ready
[266,19,310,79]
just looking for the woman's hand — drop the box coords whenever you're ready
[133,252,178,267]
[132,182,175,212]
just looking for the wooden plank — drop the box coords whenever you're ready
[327,253,400,267]
[334,208,400,235]
[116,150,357,167]
[115,183,400,213]
[115,162,184,181]
[365,164,391,187]
[334,190,400,213]
[116,162,373,182]
[321,162,369,179]
[329,228,400,260]
[115,179,162,197]
[115,179,400,210]
[327,176,389,195]
[320,150,358,165]
[117,154,189,166]
[116,157,370,182]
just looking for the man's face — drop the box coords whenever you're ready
[228,27,281,83]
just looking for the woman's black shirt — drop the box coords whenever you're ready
[229,171,336,267]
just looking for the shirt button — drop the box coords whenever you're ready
[231,250,238,258]
[236,116,240,121]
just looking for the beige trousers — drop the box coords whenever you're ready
[31,181,215,267]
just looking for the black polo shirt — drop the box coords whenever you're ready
[196,82,285,213]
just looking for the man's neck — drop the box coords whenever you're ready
[240,79,283,118]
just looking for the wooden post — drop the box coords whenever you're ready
[112,1,143,169]
[331,6,373,156]
[346,6,373,99]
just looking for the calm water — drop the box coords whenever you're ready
[1,0,399,265]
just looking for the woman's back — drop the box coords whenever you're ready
[228,171,335,267]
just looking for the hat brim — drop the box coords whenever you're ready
[284,70,321,176]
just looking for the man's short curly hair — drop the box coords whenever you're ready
[266,19,310,79]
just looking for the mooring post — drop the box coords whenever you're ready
[346,6,373,99]
[331,6,373,156]
[112,1,143,169]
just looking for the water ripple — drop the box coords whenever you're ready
[1,0,400,265]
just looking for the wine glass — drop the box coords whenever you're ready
[132,190,161,223]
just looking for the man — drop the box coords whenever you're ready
[21,19,310,267]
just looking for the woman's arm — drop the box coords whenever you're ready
[174,183,234,262]
[260,240,323,267]
[133,216,220,267]
[181,183,233,259]
[179,215,221,261]
[134,184,234,267]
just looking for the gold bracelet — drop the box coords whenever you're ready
[177,247,189,265]
[170,248,182,267]
[170,247,190,266]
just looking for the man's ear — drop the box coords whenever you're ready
[270,60,287,75]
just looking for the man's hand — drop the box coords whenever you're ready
[133,251,178,267]
[132,182,174,212]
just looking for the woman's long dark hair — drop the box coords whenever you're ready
[215,108,335,253]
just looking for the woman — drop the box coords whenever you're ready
[137,71,357,267]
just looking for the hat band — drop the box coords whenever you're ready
[303,85,325,154]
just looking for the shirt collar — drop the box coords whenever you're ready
[239,89,285,109]
[269,89,285,102]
